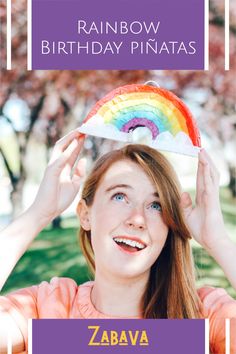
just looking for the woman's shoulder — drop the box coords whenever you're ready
[198,286,236,354]
[37,276,79,292]
[1,277,90,313]
[3,277,94,319]
[38,276,93,292]
[198,285,229,302]
[38,278,96,318]
[197,285,236,313]
[36,277,92,302]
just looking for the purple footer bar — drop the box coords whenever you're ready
[32,319,205,354]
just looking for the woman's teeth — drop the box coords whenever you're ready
[113,237,145,251]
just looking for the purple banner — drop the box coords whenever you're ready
[32,319,205,353]
[32,0,205,70]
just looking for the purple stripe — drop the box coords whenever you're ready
[121,118,159,139]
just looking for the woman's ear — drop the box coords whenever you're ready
[77,199,91,231]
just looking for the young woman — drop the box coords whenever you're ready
[0,130,235,353]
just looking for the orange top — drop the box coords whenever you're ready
[0,277,235,353]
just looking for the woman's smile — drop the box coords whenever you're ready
[113,235,147,254]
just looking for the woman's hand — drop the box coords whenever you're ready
[30,130,86,227]
[180,149,228,252]
[181,149,236,292]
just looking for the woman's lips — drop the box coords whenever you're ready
[113,236,147,254]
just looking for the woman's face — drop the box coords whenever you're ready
[80,159,169,280]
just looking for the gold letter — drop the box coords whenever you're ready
[101,331,110,346]
[129,330,139,345]
[119,331,128,345]
[110,331,119,345]
[140,330,149,346]
[88,326,100,346]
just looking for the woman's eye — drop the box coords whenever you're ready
[150,201,162,212]
[112,193,125,202]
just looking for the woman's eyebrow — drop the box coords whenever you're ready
[105,184,132,192]
[105,185,159,198]
[153,192,159,198]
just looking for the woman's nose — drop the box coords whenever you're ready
[125,208,146,230]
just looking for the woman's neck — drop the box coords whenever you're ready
[91,269,149,317]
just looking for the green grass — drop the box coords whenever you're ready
[2,188,236,299]
[2,218,92,294]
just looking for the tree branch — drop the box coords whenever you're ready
[0,146,18,191]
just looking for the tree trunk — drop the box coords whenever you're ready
[52,216,62,229]
[10,177,26,218]
[229,166,236,198]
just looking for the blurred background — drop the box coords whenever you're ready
[0,0,235,297]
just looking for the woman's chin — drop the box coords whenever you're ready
[105,262,150,281]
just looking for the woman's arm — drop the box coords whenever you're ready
[206,237,236,291]
[181,149,236,292]
[0,130,85,292]
[0,130,85,352]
